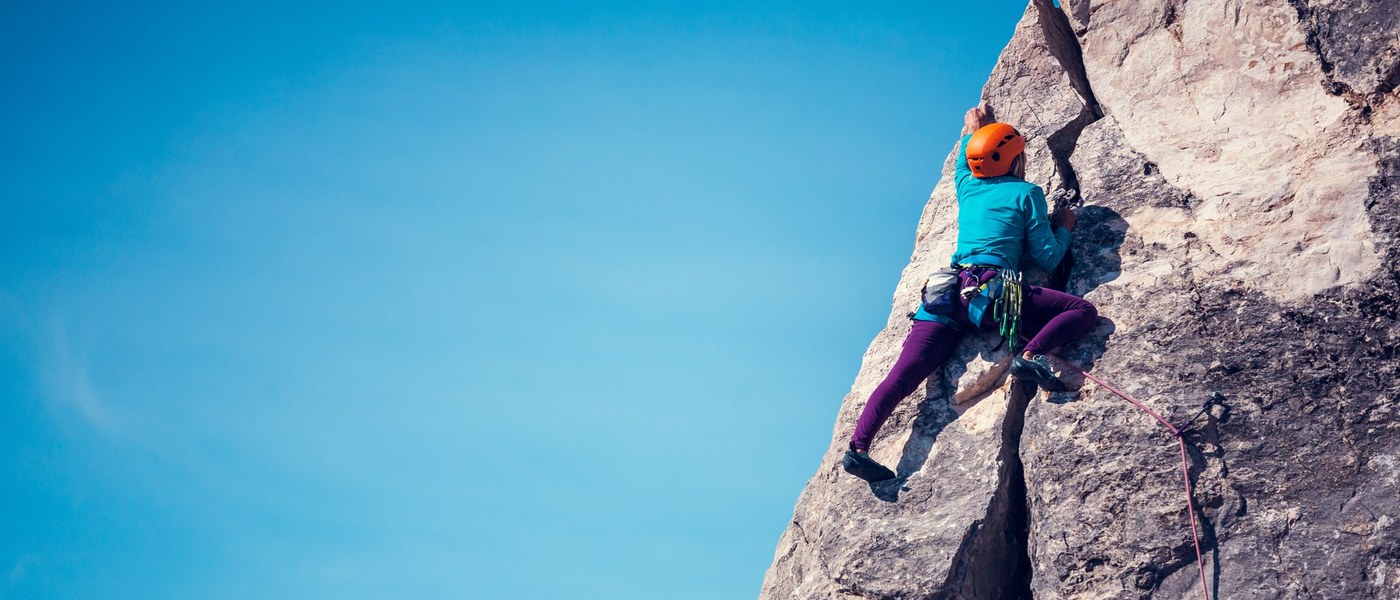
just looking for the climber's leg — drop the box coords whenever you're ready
[849,320,963,452]
[1019,285,1098,356]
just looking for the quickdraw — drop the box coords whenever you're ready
[959,266,1023,352]
[994,269,1022,352]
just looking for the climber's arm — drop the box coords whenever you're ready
[955,103,991,192]
[1025,186,1073,272]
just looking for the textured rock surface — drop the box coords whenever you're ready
[1289,0,1400,101]
[762,0,1399,598]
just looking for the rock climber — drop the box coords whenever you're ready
[842,102,1099,483]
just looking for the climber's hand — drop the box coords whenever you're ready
[1053,207,1078,231]
[963,101,992,135]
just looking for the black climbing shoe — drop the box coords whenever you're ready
[843,449,896,482]
[1010,354,1069,392]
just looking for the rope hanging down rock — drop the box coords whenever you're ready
[1044,355,1215,600]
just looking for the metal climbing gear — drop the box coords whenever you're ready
[994,269,1023,351]
[959,265,1024,352]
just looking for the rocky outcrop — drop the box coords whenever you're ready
[761,1,1399,598]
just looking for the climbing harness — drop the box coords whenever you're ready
[960,266,1024,352]
[917,257,1022,351]
[1041,354,1218,600]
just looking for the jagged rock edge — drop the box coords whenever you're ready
[1032,0,1102,194]
[1032,0,1103,119]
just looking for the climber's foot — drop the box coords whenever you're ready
[1011,354,1070,392]
[843,449,896,482]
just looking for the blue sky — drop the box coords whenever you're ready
[1,1,1030,598]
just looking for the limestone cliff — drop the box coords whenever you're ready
[760,1,1400,598]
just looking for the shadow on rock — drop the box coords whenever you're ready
[1045,317,1117,404]
[889,341,993,492]
[1068,205,1127,297]
[869,475,912,503]
[1044,204,1126,403]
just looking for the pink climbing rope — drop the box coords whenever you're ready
[1048,356,1212,600]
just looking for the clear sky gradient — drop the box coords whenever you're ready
[3,2,1032,598]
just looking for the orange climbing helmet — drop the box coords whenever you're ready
[966,122,1025,178]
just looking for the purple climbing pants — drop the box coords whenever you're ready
[849,285,1097,452]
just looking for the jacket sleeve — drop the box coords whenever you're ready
[1023,185,1072,272]
[953,134,974,196]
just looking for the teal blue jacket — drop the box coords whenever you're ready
[913,134,1071,322]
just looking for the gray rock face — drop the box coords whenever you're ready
[761,1,1399,598]
[1289,0,1400,101]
